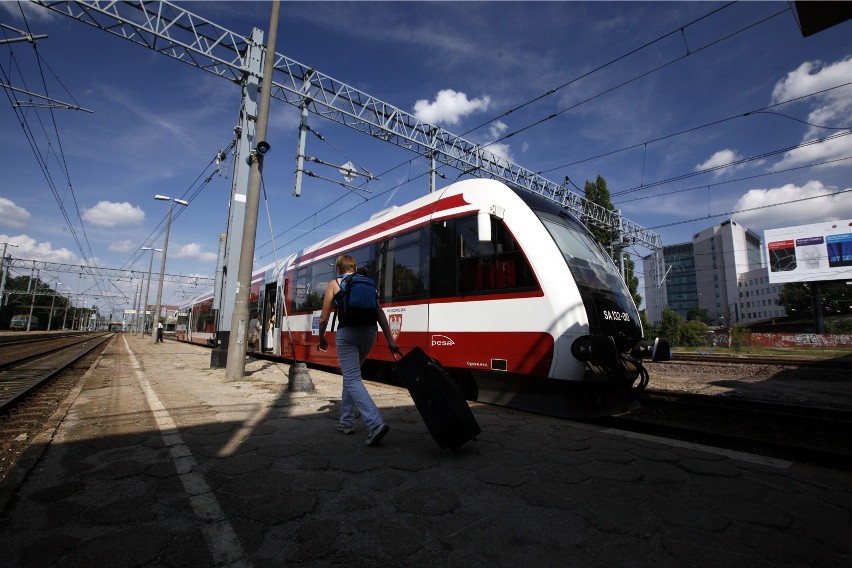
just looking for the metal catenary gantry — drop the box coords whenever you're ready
[31,0,663,252]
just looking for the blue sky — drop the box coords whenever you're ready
[2,1,851,315]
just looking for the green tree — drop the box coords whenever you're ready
[778,283,811,317]
[778,280,852,318]
[0,274,70,330]
[658,305,682,345]
[680,319,709,347]
[686,307,712,324]
[583,175,642,308]
[639,310,656,341]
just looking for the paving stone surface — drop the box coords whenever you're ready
[0,334,850,567]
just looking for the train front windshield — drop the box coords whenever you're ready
[536,210,642,348]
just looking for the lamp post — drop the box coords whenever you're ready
[0,242,18,306]
[140,247,162,336]
[151,195,188,344]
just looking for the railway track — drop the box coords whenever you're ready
[586,390,852,471]
[0,332,112,413]
[671,352,852,368]
[0,333,113,482]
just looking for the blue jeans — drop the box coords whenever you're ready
[336,325,383,431]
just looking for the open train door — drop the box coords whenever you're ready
[261,281,278,354]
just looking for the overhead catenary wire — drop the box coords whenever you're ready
[458,2,740,141]
[648,187,852,230]
[470,4,790,157]
[254,2,769,256]
[611,131,852,197]
[540,80,852,176]
[615,154,852,205]
[1,13,108,296]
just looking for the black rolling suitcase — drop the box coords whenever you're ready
[395,347,481,451]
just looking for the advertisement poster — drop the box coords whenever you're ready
[764,220,852,283]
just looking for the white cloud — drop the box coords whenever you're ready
[108,239,136,253]
[771,56,852,105]
[0,198,31,230]
[0,233,80,264]
[770,56,852,169]
[731,180,852,231]
[482,143,514,165]
[694,149,751,177]
[0,1,57,23]
[413,89,490,126]
[83,201,145,227]
[171,243,217,262]
[771,130,852,171]
[482,121,515,163]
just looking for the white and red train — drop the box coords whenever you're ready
[177,179,667,417]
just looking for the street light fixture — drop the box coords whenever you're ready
[140,246,163,336]
[151,195,188,344]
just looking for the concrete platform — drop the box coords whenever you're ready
[1,334,850,567]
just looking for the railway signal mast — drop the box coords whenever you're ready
[31,0,663,372]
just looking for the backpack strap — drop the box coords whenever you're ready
[330,276,345,331]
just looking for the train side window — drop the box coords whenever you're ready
[457,216,537,295]
[305,262,334,311]
[293,266,310,312]
[429,221,456,298]
[378,229,426,302]
[349,244,377,279]
[290,245,377,313]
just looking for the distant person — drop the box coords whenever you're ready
[266,313,275,351]
[156,321,164,343]
[248,312,261,353]
[318,254,399,447]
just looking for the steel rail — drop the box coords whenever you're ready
[0,333,112,414]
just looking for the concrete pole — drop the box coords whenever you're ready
[151,201,173,344]
[141,247,161,336]
[133,280,142,334]
[47,293,56,331]
[226,0,281,379]
[26,268,38,331]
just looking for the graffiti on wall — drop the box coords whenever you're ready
[748,333,852,348]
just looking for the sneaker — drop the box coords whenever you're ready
[336,423,355,435]
[365,423,389,447]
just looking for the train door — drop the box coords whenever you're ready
[261,281,277,353]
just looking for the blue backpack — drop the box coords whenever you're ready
[333,274,379,327]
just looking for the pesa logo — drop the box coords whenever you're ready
[431,335,455,347]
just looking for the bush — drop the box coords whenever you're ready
[680,319,710,347]
[730,323,749,352]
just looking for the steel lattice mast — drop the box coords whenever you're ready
[31,0,662,251]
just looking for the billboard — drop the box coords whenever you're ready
[764,219,852,283]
